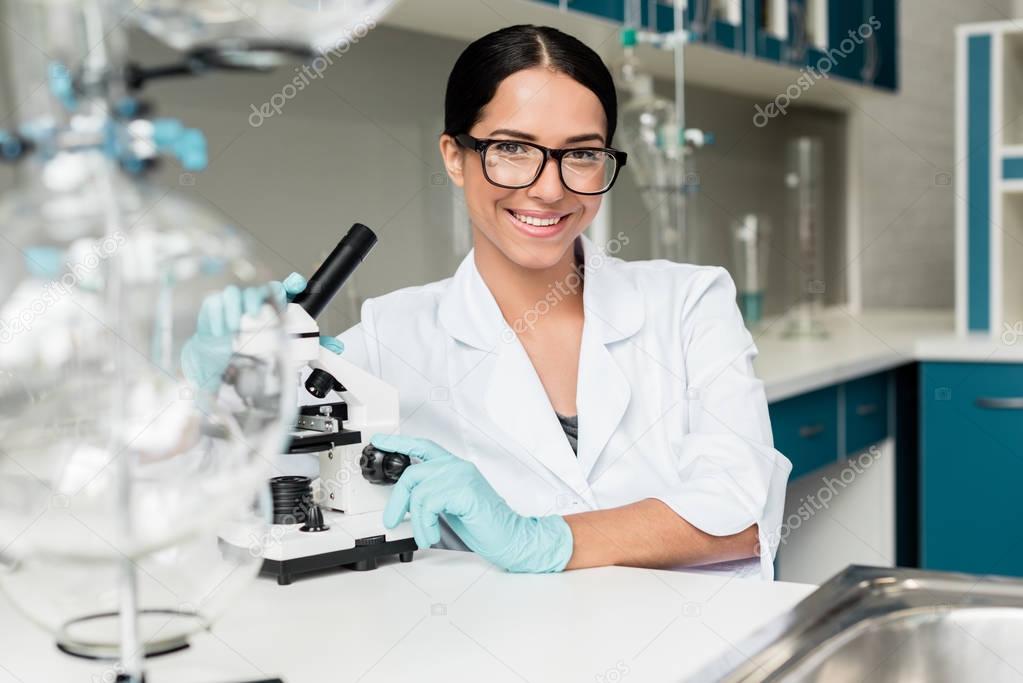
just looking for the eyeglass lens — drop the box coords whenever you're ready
[483,141,616,193]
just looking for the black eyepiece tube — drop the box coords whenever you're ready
[292,223,377,320]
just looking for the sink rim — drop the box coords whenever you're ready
[691,565,1023,682]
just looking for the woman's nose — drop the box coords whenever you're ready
[527,157,565,203]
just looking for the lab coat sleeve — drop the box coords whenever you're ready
[655,266,792,576]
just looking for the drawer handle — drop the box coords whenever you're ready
[799,423,826,439]
[855,403,880,417]
[975,397,1023,410]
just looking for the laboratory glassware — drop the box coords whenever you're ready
[782,136,828,338]
[0,0,294,678]
[732,213,771,327]
[0,152,291,662]
[126,0,400,60]
[617,26,708,263]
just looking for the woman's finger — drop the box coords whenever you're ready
[371,434,448,462]
[381,461,443,528]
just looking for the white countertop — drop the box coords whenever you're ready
[0,550,814,683]
[753,307,1023,402]
[5,307,1012,683]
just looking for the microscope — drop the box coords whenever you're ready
[251,223,417,585]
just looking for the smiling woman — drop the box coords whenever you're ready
[339,24,789,579]
[438,25,621,272]
[189,23,792,580]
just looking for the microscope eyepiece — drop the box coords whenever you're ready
[292,223,377,320]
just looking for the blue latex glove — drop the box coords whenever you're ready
[24,246,65,279]
[374,434,574,573]
[181,272,344,392]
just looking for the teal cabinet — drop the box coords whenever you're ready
[823,0,866,83]
[562,0,625,22]
[845,372,890,454]
[751,0,785,62]
[869,0,898,90]
[769,371,893,480]
[806,0,897,90]
[920,362,1023,577]
[769,385,839,479]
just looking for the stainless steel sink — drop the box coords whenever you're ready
[692,566,1023,682]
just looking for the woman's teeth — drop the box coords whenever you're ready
[512,212,563,227]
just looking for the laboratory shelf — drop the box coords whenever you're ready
[957,21,1023,339]
[1002,29,1023,148]
[380,0,897,113]
[1003,157,1023,180]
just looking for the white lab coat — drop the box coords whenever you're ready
[336,235,792,580]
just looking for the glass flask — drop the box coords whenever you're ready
[126,0,399,57]
[0,150,292,657]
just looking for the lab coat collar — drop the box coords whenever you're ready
[438,234,644,497]
[437,233,644,350]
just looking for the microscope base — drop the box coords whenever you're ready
[260,536,417,586]
[247,509,418,585]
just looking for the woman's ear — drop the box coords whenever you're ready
[438,134,465,188]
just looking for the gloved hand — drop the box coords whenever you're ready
[181,272,344,392]
[374,434,574,573]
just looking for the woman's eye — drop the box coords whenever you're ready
[493,142,529,155]
[568,149,598,162]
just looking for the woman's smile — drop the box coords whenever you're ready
[504,208,575,239]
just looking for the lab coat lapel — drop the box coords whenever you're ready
[575,236,644,481]
[438,248,592,504]
[484,336,591,503]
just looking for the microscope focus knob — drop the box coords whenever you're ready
[360,445,412,485]
[305,368,343,399]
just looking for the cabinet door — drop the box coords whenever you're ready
[825,0,867,82]
[561,0,625,22]
[844,371,890,454]
[750,0,785,62]
[868,0,898,90]
[920,362,1023,577]
[769,386,839,479]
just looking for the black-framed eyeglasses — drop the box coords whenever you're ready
[455,133,627,196]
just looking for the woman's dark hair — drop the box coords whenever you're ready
[443,24,618,145]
